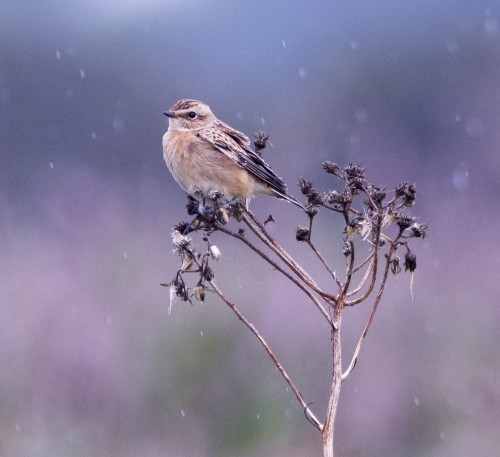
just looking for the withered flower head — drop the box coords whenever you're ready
[254,131,270,153]
[299,178,314,195]
[395,182,417,207]
[411,222,428,239]
[322,161,340,175]
[207,189,224,201]
[325,190,348,205]
[396,215,413,231]
[344,164,366,190]
[171,229,191,248]
[296,226,310,242]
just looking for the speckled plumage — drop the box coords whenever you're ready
[162,99,303,208]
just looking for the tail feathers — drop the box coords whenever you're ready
[272,190,306,210]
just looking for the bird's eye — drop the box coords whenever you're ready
[188,111,197,119]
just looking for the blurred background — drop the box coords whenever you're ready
[1,0,500,456]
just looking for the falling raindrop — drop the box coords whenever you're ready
[181,409,185,417]
[446,39,459,54]
[452,168,469,190]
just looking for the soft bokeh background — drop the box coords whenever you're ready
[1,0,500,456]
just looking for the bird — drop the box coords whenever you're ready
[162,99,304,210]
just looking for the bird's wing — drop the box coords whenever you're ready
[196,124,288,195]
[215,120,252,149]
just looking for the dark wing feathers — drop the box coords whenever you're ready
[196,124,288,195]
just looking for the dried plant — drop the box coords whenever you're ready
[163,134,428,457]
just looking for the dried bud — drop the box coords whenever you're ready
[202,265,214,281]
[411,222,428,238]
[194,284,206,303]
[391,254,401,276]
[295,226,310,242]
[396,216,413,231]
[229,201,244,222]
[254,131,270,153]
[344,164,366,190]
[298,179,314,195]
[181,253,194,271]
[307,190,323,207]
[207,190,224,201]
[325,190,346,205]
[404,251,417,273]
[341,239,351,256]
[395,182,417,206]
[171,230,191,248]
[186,196,199,215]
[173,222,190,234]
[306,206,319,217]
[209,244,221,261]
[368,186,386,207]
[216,208,230,225]
[322,161,340,174]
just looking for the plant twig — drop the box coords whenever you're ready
[217,225,333,327]
[342,238,399,381]
[209,279,324,431]
[243,212,337,302]
[307,240,342,291]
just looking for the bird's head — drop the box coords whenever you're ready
[163,99,216,130]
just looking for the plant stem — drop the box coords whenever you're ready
[323,301,343,457]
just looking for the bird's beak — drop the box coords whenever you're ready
[163,110,177,118]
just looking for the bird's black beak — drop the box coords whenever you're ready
[163,110,177,118]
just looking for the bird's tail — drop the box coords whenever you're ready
[272,190,306,210]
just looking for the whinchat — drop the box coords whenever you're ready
[162,99,303,209]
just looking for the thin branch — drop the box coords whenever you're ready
[217,225,333,327]
[342,237,400,381]
[307,240,342,290]
[352,252,374,274]
[242,213,337,302]
[346,257,374,298]
[245,211,319,288]
[345,215,382,306]
[209,279,324,432]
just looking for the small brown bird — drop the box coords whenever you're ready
[162,99,303,209]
